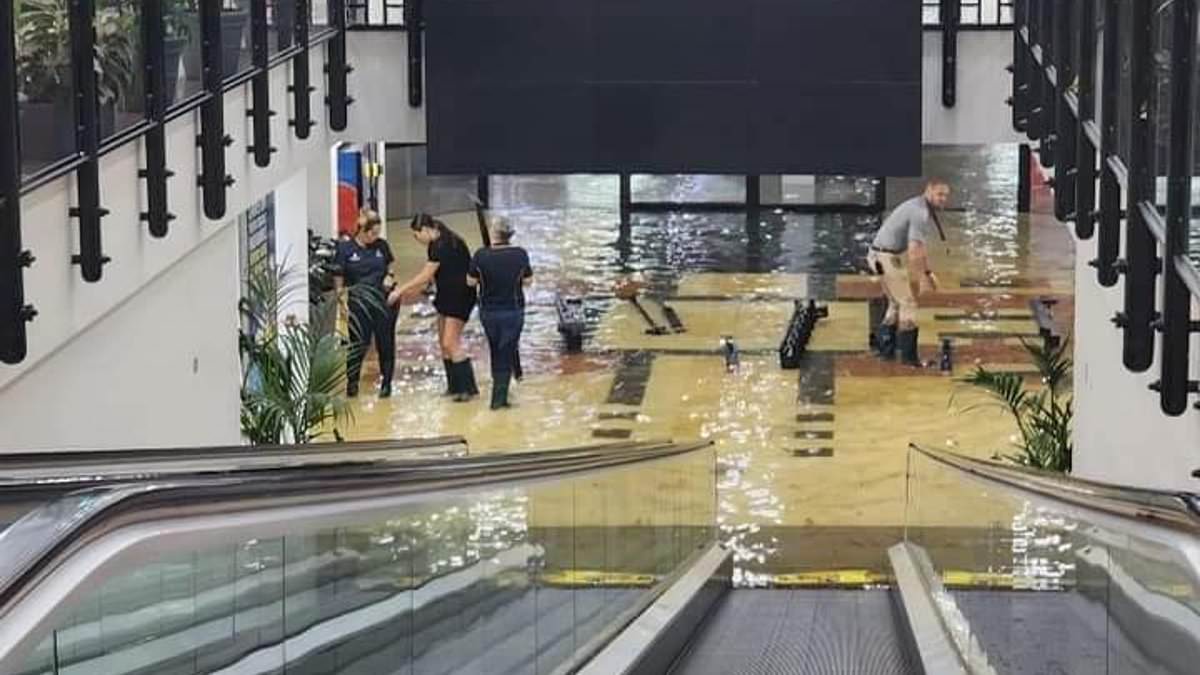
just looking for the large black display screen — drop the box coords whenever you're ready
[425,0,921,175]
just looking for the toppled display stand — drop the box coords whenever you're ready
[779,300,828,369]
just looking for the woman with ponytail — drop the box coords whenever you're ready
[390,214,479,401]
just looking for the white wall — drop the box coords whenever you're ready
[1071,231,1200,491]
[273,168,312,325]
[923,31,1025,145]
[0,228,242,451]
[1,32,421,451]
[346,33,426,143]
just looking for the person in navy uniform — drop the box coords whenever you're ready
[468,216,533,410]
[333,210,397,398]
[389,214,480,401]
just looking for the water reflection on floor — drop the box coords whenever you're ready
[348,145,1075,582]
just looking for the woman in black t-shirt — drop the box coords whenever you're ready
[468,216,533,410]
[333,210,398,398]
[390,214,480,401]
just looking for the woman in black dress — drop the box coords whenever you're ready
[333,210,397,398]
[390,214,479,401]
[468,216,533,410]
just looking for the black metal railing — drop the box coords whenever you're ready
[1012,0,1200,416]
[0,1,352,365]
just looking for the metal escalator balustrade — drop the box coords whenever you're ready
[902,444,1200,674]
[0,439,717,675]
[0,437,469,537]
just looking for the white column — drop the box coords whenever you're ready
[275,168,311,325]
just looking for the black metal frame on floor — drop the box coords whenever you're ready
[1011,0,1200,416]
[0,2,353,365]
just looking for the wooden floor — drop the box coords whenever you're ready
[337,147,1075,576]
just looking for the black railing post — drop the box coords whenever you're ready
[248,0,276,168]
[1121,0,1156,372]
[1018,143,1032,213]
[746,175,761,217]
[619,173,631,228]
[1037,0,1056,166]
[290,0,315,139]
[1052,0,1076,223]
[1073,0,1097,239]
[198,0,232,220]
[327,0,354,131]
[0,0,34,363]
[1012,0,1030,132]
[69,0,110,281]
[940,0,959,107]
[141,0,174,237]
[1159,0,1196,416]
[407,0,424,107]
[1095,0,1121,287]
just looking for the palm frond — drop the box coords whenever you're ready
[239,262,353,444]
[954,339,1074,474]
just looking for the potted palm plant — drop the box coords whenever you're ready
[239,262,357,445]
[953,338,1074,473]
[16,0,138,162]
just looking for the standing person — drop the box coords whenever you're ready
[389,214,480,402]
[468,216,533,410]
[333,209,398,398]
[867,178,951,367]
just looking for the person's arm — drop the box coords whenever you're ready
[521,252,533,286]
[382,240,397,290]
[907,210,939,293]
[389,262,438,304]
[466,253,480,288]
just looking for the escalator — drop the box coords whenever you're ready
[0,440,1198,674]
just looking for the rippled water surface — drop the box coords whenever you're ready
[369,146,1077,583]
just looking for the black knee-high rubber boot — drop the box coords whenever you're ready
[897,328,923,367]
[877,323,897,361]
[490,372,511,410]
[452,360,478,402]
[458,359,479,399]
[442,359,454,396]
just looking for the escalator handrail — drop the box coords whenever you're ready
[0,439,713,619]
[910,444,1200,534]
[0,436,467,469]
[0,437,654,490]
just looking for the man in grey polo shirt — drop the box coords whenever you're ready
[866,178,951,366]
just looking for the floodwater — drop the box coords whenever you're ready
[346,144,1076,582]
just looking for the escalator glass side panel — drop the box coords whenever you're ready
[2,447,717,675]
[904,447,1200,674]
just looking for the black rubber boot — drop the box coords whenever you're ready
[379,380,392,399]
[897,328,923,367]
[442,359,454,396]
[452,360,478,402]
[490,375,511,410]
[877,323,897,361]
[458,359,480,399]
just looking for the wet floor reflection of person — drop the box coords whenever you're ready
[866,178,951,367]
[389,214,480,402]
[468,216,533,410]
[334,210,398,398]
